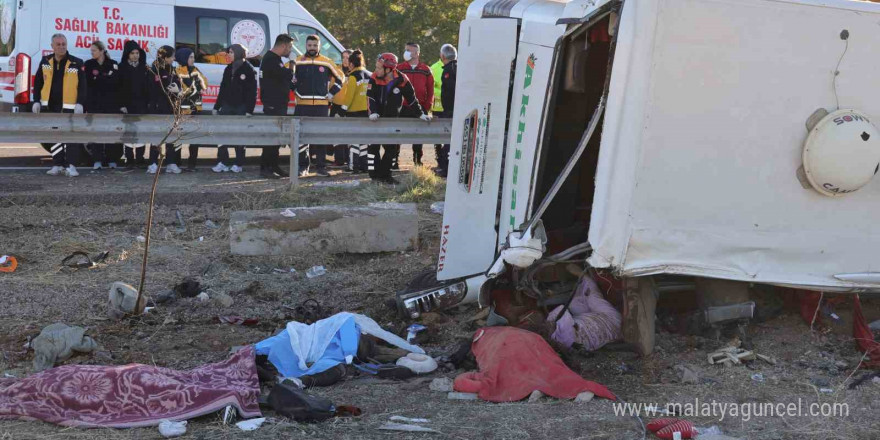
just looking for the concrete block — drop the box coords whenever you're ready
[230,203,418,256]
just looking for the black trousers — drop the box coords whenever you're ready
[40,109,85,166]
[330,104,348,165]
[399,107,424,166]
[149,144,181,166]
[435,110,451,174]
[262,104,288,170]
[218,146,246,166]
[367,144,399,179]
[347,111,369,171]
[294,105,329,171]
[88,144,124,165]
[124,145,146,164]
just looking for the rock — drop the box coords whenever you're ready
[213,292,234,308]
[155,290,177,304]
[229,204,419,256]
[675,364,701,384]
[108,282,142,319]
[429,377,454,392]
[575,391,594,403]
[528,390,545,402]
[31,323,99,372]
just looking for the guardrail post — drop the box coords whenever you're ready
[289,118,301,186]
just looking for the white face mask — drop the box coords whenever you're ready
[403,50,413,62]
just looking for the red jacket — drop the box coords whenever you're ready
[396,61,434,112]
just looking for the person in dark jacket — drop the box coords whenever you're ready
[258,34,296,179]
[84,40,121,170]
[146,45,183,174]
[119,40,151,168]
[212,44,256,173]
[175,47,208,171]
[435,44,457,178]
[33,33,87,177]
[367,53,431,184]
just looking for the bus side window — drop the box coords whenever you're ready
[175,6,269,65]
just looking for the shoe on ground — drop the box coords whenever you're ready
[260,168,281,180]
[147,163,159,174]
[315,168,330,177]
[93,162,102,170]
[47,166,64,176]
[230,165,243,173]
[66,165,79,177]
[108,162,118,169]
[270,166,289,178]
[212,162,229,173]
[166,164,182,174]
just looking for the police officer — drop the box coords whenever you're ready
[84,40,121,170]
[436,44,457,178]
[33,33,87,177]
[213,44,257,173]
[292,34,343,177]
[367,53,431,185]
[259,34,296,179]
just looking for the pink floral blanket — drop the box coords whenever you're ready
[0,346,261,428]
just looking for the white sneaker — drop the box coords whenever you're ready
[147,164,159,174]
[166,164,182,174]
[47,166,64,176]
[108,162,118,169]
[66,165,79,177]
[212,162,229,173]
[230,165,243,173]
[93,162,102,170]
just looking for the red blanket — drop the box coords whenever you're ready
[454,327,616,402]
[0,346,261,428]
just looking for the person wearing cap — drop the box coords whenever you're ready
[212,44,257,174]
[175,47,208,171]
[367,53,431,185]
[394,42,434,168]
[291,34,343,177]
[33,33,87,177]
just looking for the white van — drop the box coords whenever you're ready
[397,0,880,354]
[0,0,345,111]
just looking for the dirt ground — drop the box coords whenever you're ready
[1,151,880,440]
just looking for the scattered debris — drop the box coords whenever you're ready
[281,208,297,218]
[575,391,594,403]
[197,292,210,302]
[158,420,187,438]
[268,382,335,422]
[0,255,18,273]
[674,364,702,384]
[215,316,259,326]
[205,220,219,229]
[648,418,696,439]
[406,324,428,343]
[379,422,438,433]
[334,405,363,417]
[273,268,297,274]
[306,266,327,279]
[390,416,430,424]
[198,236,204,242]
[136,235,146,243]
[397,353,438,374]
[108,282,141,319]
[213,292,234,308]
[430,377,455,392]
[236,417,266,432]
[31,323,99,371]
[430,202,444,214]
[751,373,764,383]
[173,278,202,298]
[707,346,775,367]
[155,290,177,304]
[528,390,545,403]
[61,251,104,269]
[447,392,479,400]
[175,210,186,233]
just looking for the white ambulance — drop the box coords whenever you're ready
[0,0,345,111]
[398,0,880,354]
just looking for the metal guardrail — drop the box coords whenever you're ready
[0,114,453,184]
